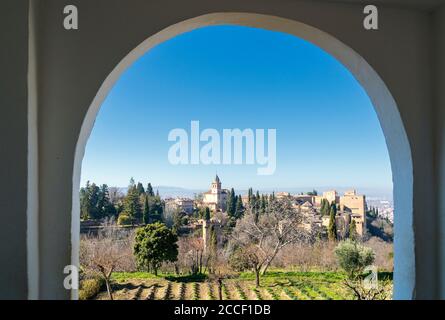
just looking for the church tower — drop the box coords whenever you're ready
[211,174,221,194]
[202,174,228,212]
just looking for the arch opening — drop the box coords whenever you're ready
[72,12,413,300]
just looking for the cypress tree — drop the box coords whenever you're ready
[255,191,261,214]
[331,201,337,214]
[321,199,328,216]
[80,181,90,220]
[349,219,357,241]
[250,191,256,208]
[123,180,142,223]
[143,195,150,224]
[328,204,337,241]
[148,194,163,223]
[146,183,154,197]
[136,182,145,196]
[204,207,211,221]
[235,195,244,219]
[229,188,236,216]
[88,183,101,219]
[261,194,267,214]
[98,184,116,217]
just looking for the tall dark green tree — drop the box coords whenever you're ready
[136,182,145,196]
[143,195,150,224]
[123,179,142,223]
[100,184,117,217]
[172,210,185,234]
[235,195,244,219]
[248,188,253,205]
[146,183,154,197]
[331,201,337,213]
[80,181,91,220]
[147,194,163,222]
[349,219,357,241]
[320,199,330,216]
[90,183,101,219]
[204,207,211,221]
[80,181,116,220]
[226,188,236,217]
[261,194,267,214]
[328,203,338,241]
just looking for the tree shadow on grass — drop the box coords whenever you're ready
[165,273,207,283]
[111,282,157,291]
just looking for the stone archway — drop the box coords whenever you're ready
[72,12,413,300]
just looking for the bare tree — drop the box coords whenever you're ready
[208,248,234,300]
[81,218,131,300]
[229,244,263,287]
[344,278,392,300]
[108,187,124,205]
[176,236,205,275]
[230,197,311,286]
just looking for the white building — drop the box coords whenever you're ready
[165,197,194,215]
[202,175,228,212]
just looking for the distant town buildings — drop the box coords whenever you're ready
[165,197,194,214]
[164,175,369,238]
[295,189,367,237]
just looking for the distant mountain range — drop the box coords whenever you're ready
[117,185,393,201]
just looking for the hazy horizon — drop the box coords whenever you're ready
[91,181,392,201]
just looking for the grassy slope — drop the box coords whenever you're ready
[92,270,392,300]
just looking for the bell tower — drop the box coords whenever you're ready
[211,174,221,194]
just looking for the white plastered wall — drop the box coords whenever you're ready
[23,0,442,299]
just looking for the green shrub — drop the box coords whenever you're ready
[334,239,375,280]
[79,278,104,300]
[117,214,132,226]
[133,222,178,275]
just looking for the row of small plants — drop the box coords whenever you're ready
[192,282,200,300]
[234,283,247,300]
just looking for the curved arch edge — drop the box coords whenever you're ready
[72,12,414,300]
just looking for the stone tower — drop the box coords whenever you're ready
[211,174,221,194]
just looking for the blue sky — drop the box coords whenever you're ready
[81,25,392,192]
